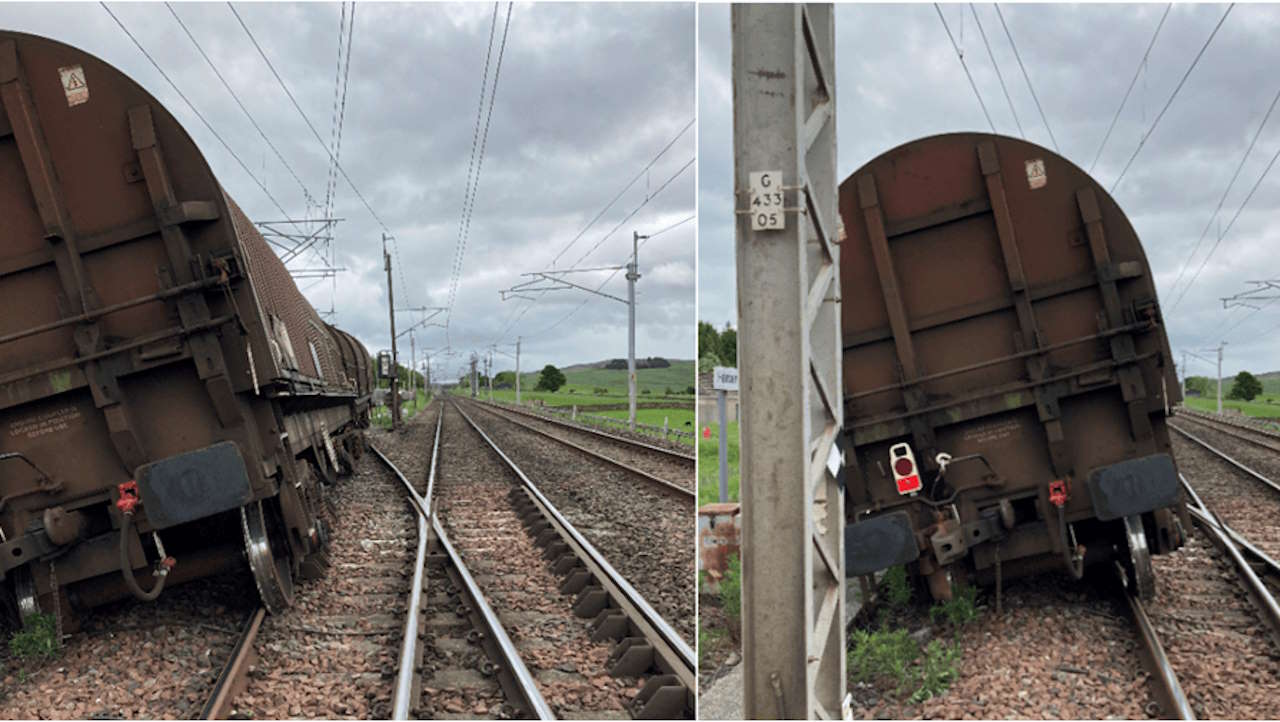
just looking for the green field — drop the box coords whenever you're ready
[465,360,696,410]
[1182,394,1280,420]
[516,360,696,397]
[698,421,739,506]
[484,388,644,407]
[597,407,696,430]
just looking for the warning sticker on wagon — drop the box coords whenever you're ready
[8,406,82,440]
[1025,158,1047,190]
[59,65,89,107]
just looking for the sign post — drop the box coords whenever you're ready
[713,367,739,503]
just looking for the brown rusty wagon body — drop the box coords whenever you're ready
[840,133,1186,601]
[0,30,372,629]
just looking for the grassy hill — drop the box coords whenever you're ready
[516,359,695,395]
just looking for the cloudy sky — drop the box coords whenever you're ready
[700,3,1280,378]
[3,2,694,381]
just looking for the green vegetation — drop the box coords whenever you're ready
[596,407,694,429]
[719,553,742,627]
[699,625,727,667]
[929,584,979,630]
[883,565,912,610]
[1229,370,1263,401]
[847,628,964,704]
[372,389,432,427]
[1183,394,1280,421]
[535,364,567,392]
[699,321,737,369]
[908,641,962,704]
[9,613,58,661]
[848,627,918,686]
[514,360,695,397]
[698,421,740,505]
[848,577,979,706]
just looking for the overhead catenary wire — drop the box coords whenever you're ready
[935,3,997,134]
[1169,137,1280,313]
[993,4,1058,153]
[549,119,695,267]
[226,2,408,296]
[164,2,317,209]
[102,2,292,219]
[1109,4,1235,194]
[323,2,357,225]
[1165,81,1280,305]
[322,2,356,315]
[520,210,695,344]
[488,119,696,347]
[444,2,513,344]
[568,156,695,269]
[1089,3,1172,174]
[445,3,499,336]
[969,4,1023,139]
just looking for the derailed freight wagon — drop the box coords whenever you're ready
[0,30,373,630]
[840,133,1188,601]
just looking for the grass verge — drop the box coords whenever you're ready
[697,421,739,505]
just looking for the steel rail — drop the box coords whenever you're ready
[388,403,443,721]
[463,399,695,499]
[371,431,552,721]
[453,400,696,717]
[200,606,265,720]
[1175,411,1280,455]
[473,397,695,462]
[1168,423,1280,496]
[1185,504,1280,593]
[1119,573,1195,721]
[1178,474,1280,642]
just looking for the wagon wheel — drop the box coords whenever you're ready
[241,500,296,614]
[1122,514,1156,601]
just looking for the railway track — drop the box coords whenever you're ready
[1175,408,1280,457]
[433,399,694,718]
[205,431,417,719]
[72,397,691,720]
[470,399,695,494]
[1130,424,1280,718]
[458,398,696,647]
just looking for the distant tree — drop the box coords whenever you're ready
[698,321,723,365]
[535,364,566,392]
[1185,376,1212,396]
[1229,371,1263,401]
[719,326,738,367]
[493,371,517,389]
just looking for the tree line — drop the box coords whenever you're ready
[1186,370,1265,401]
[699,321,737,372]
